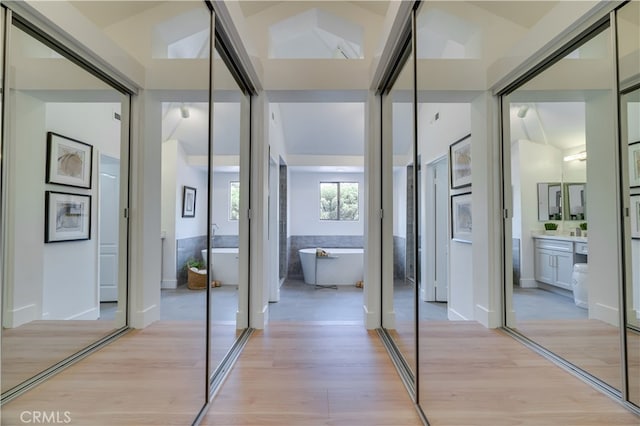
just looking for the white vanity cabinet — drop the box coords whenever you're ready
[534,237,586,290]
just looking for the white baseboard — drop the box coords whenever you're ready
[66,307,99,320]
[4,303,38,328]
[251,304,268,329]
[448,307,469,321]
[475,304,499,328]
[519,278,538,288]
[382,310,395,329]
[161,279,177,289]
[132,304,159,329]
[590,302,619,327]
[363,305,379,330]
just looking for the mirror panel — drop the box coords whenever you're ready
[565,182,586,221]
[617,0,640,409]
[210,45,249,375]
[505,26,622,391]
[1,23,128,396]
[383,44,416,377]
[537,182,563,221]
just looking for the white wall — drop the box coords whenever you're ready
[416,102,474,321]
[289,170,364,236]
[174,143,208,239]
[4,96,122,326]
[212,171,240,236]
[586,91,620,326]
[392,167,406,238]
[161,139,208,288]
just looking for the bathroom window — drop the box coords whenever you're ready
[320,182,359,221]
[229,181,240,220]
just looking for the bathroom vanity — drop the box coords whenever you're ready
[533,235,588,290]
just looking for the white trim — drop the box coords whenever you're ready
[592,303,619,328]
[447,307,468,321]
[132,304,159,329]
[65,307,99,321]
[6,303,38,328]
[161,279,177,289]
[519,278,538,289]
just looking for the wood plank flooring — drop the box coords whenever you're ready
[2,321,639,426]
[201,322,422,425]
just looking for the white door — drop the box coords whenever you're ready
[434,158,449,302]
[424,157,449,302]
[99,155,119,302]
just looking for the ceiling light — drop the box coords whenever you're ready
[180,104,190,119]
[516,104,529,118]
[563,151,587,162]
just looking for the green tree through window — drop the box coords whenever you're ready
[229,181,240,220]
[320,182,358,221]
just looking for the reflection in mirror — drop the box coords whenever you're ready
[384,45,416,377]
[1,24,128,397]
[209,46,248,376]
[618,0,640,408]
[565,183,586,221]
[537,183,562,221]
[506,27,622,391]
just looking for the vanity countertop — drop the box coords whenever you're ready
[532,234,587,243]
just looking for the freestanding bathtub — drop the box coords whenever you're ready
[299,248,364,286]
[201,248,238,285]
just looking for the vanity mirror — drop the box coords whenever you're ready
[537,182,562,221]
[565,183,586,220]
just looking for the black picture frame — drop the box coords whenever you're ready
[451,191,472,243]
[46,132,93,189]
[45,191,91,243]
[449,134,472,189]
[182,186,196,218]
[629,141,640,188]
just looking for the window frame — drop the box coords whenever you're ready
[319,181,359,221]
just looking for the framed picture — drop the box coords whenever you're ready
[451,192,472,243]
[629,141,640,188]
[631,194,640,239]
[45,191,91,243]
[46,132,93,189]
[449,134,472,189]
[182,186,196,218]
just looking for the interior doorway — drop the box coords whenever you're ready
[424,156,449,302]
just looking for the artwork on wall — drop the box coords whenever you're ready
[45,191,91,243]
[629,141,640,188]
[46,132,93,189]
[631,194,640,239]
[449,134,472,189]
[451,192,472,243]
[182,186,197,218]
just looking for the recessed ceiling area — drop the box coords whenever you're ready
[275,102,365,156]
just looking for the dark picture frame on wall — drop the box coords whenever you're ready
[449,134,472,189]
[182,186,197,218]
[451,192,472,243]
[630,194,640,239]
[629,141,640,188]
[46,132,93,189]
[45,191,91,243]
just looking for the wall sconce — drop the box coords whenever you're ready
[180,104,190,119]
[563,151,587,162]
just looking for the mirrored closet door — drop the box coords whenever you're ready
[1,16,130,399]
[617,0,640,409]
[502,24,622,391]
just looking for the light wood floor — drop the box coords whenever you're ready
[202,322,422,425]
[1,320,118,392]
[2,321,639,425]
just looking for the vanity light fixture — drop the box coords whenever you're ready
[180,104,190,119]
[563,151,587,162]
[517,104,529,118]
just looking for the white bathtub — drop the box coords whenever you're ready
[299,248,364,286]
[201,248,238,286]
